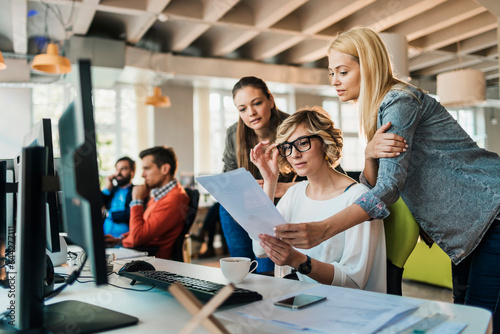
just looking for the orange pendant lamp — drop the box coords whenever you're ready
[146,86,171,108]
[32,43,71,74]
[0,51,6,70]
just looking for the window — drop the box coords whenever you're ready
[32,83,74,157]
[448,108,486,148]
[32,84,138,176]
[208,91,239,174]
[323,98,365,172]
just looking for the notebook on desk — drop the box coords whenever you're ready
[106,247,149,260]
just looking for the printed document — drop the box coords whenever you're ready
[196,168,286,240]
[216,284,421,334]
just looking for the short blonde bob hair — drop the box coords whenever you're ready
[276,106,343,175]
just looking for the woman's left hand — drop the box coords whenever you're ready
[258,233,300,267]
[366,122,407,160]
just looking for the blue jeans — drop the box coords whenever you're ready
[454,219,500,333]
[219,205,274,274]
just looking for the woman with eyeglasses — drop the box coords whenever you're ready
[250,106,386,292]
[272,27,500,328]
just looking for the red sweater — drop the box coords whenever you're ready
[122,183,190,259]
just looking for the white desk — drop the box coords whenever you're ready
[1,258,493,333]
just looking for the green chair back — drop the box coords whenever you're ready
[384,197,420,295]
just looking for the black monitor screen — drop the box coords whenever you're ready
[22,118,60,253]
[58,62,107,285]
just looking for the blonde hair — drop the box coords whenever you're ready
[276,106,343,175]
[327,27,406,141]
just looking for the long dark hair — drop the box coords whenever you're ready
[232,76,284,178]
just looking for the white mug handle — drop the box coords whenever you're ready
[249,260,258,274]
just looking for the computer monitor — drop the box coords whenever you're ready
[0,159,16,287]
[22,118,61,253]
[10,59,137,332]
[2,158,19,259]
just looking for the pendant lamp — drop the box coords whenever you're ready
[436,69,486,107]
[0,51,6,70]
[146,86,171,108]
[32,43,71,74]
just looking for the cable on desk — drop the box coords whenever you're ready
[44,251,88,301]
[107,272,155,292]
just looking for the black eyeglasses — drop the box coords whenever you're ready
[277,135,321,157]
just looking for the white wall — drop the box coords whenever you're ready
[295,93,324,111]
[0,88,31,159]
[152,83,194,177]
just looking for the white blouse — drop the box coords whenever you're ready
[253,182,387,293]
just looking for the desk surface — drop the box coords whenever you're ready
[1,258,493,333]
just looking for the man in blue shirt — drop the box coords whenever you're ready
[102,157,135,237]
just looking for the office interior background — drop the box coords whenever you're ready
[0,0,499,185]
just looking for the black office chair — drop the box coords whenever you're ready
[171,187,200,262]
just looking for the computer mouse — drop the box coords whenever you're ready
[118,260,156,276]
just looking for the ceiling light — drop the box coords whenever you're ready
[0,51,6,70]
[146,86,171,108]
[437,69,486,107]
[32,43,71,74]
[157,13,169,22]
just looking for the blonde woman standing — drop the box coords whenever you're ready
[273,27,500,332]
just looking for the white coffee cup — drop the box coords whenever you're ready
[219,257,258,284]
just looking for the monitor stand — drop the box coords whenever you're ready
[44,301,138,333]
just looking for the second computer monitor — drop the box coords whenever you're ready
[22,118,61,253]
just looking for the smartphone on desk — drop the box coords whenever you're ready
[274,294,327,310]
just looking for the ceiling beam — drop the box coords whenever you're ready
[250,0,307,29]
[410,29,498,71]
[250,34,305,61]
[210,28,259,56]
[11,0,27,54]
[410,12,498,52]
[208,0,306,57]
[284,39,330,64]
[126,0,172,44]
[475,0,500,16]
[324,0,446,34]
[170,0,238,52]
[72,0,100,35]
[300,0,376,34]
[413,54,498,77]
[385,0,486,41]
[409,51,456,72]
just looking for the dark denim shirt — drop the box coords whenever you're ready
[356,84,500,265]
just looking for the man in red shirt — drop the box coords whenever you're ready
[105,146,190,259]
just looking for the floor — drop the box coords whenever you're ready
[190,240,453,304]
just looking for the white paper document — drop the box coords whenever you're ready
[216,285,422,334]
[106,247,148,260]
[196,168,287,240]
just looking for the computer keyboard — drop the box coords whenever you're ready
[121,270,263,305]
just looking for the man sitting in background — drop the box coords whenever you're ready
[102,157,135,238]
[105,146,190,260]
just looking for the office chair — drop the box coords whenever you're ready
[384,197,420,295]
[171,187,200,263]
